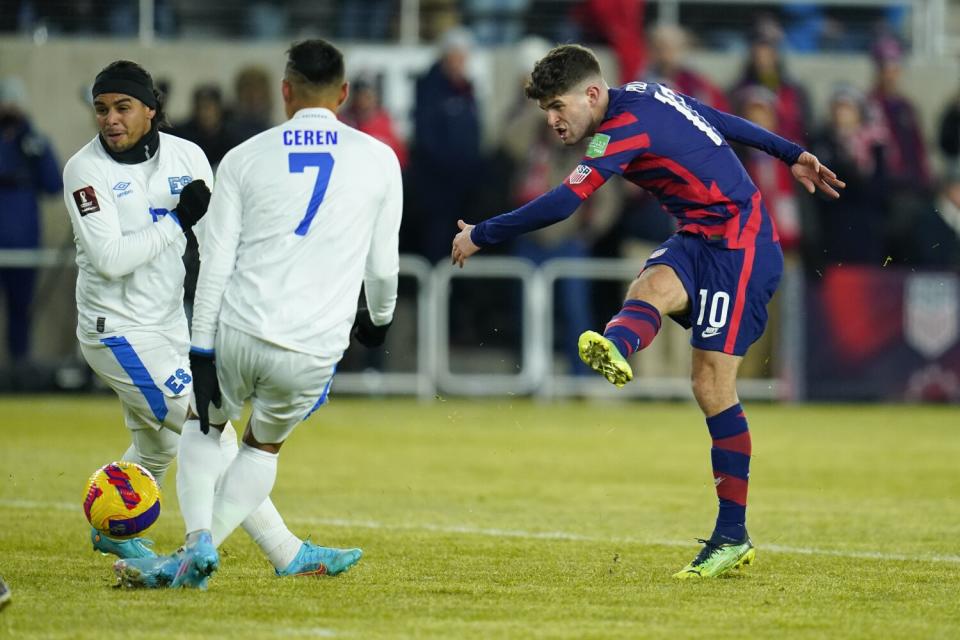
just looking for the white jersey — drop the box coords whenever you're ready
[191,107,401,359]
[62,133,213,343]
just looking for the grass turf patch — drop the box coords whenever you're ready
[1,397,958,638]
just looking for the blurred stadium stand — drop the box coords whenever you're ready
[0,0,957,401]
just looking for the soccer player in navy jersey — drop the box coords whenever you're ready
[451,44,844,578]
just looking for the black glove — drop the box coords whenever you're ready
[174,179,211,231]
[189,349,221,434]
[352,306,392,348]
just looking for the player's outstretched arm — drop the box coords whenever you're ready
[790,151,846,199]
[452,219,480,268]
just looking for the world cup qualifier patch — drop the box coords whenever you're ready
[585,133,610,158]
[73,186,100,216]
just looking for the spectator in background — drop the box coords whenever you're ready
[571,0,647,84]
[0,77,62,364]
[647,24,729,111]
[731,85,801,379]
[937,86,960,173]
[807,84,887,269]
[409,27,484,262]
[341,75,408,169]
[867,35,931,190]
[734,85,801,253]
[866,35,934,263]
[225,66,274,145]
[732,18,810,147]
[171,85,233,166]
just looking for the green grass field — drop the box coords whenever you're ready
[1,396,958,639]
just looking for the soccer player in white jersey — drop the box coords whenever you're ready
[65,61,336,579]
[115,40,402,589]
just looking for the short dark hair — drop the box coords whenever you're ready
[524,44,602,101]
[285,39,345,90]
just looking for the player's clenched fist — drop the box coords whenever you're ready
[451,219,480,268]
[189,349,221,434]
[174,179,212,231]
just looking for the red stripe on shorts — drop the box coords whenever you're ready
[723,246,756,354]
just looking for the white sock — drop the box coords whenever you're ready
[238,500,303,570]
[217,422,240,492]
[123,428,178,487]
[176,419,221,534]
[214,422,302,568]
[210,444,277,546]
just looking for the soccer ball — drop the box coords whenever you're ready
[82,461,161,539]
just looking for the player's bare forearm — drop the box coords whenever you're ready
[451,219,480,268]
[791,151,846,199]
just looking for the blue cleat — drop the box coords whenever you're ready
[114,552,182,589]
[114,532,219,590]
[91,527,157,559]
[276,542,362,578]
[0,575,11,609]
[169,530,219,589]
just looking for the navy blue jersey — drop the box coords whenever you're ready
[472,82,804,250]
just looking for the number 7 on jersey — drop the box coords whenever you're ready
[288,152,335,236]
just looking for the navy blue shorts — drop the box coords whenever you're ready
[644,232,784,356]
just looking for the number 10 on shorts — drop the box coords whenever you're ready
[697,289,730,338]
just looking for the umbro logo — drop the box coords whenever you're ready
[113,182,130,191]
[701,327,721,338]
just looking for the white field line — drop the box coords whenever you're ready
[5,498,958,565]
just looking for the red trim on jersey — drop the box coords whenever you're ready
[682,207,730,220]
[563,165,608,200]
[715,473,749,506]
[602,133,651,157]
[625,154,738,215]
[597,112,639,132]
[733,190,763,250]
[712,431,752,456]
[723,245,756,354]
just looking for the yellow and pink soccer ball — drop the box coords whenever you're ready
[82,461,161,539]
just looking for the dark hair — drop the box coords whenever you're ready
[285,39,345,90]
[524,44,602,101]
[94,60,169,128]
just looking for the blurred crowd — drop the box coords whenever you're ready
[1,0,910,52]
[2,13,960,373]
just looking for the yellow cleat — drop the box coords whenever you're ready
[673,538,755,579]
[577,330,634,388]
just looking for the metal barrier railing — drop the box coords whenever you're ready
[431,257,549,396]
[0,250,792,399]
[332,254,436,400]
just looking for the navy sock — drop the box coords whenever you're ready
[602,299,661,359]
[706,403,752,543]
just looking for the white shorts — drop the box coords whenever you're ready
[207,324,337,443]
[80,327,191,432]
